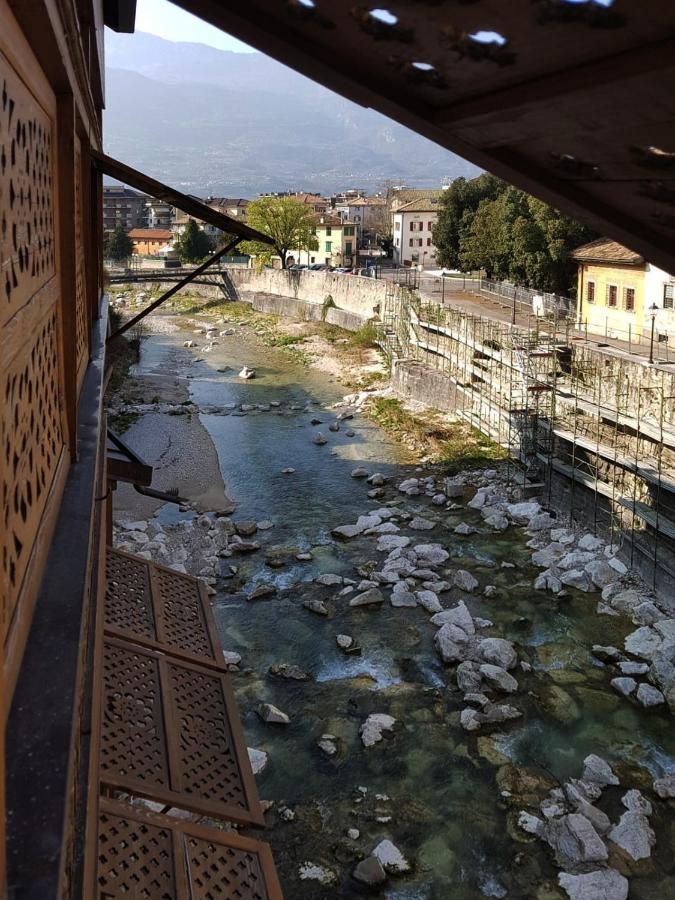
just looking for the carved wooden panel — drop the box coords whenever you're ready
[94,798,283,899]
[0,45,56,331]
[74,134,88,385]
[0,13,65,684]
[1,308,65,651]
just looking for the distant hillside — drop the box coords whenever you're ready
[104,31,479,196]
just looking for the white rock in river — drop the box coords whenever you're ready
[611,676,636,697]
[608,810,655,860]
[558,869,628,900]
[372,839,410,873]
[454,522,476,536]
[350,588,385,607]
[582,754,619,786]
[624,626,662,660]
[390,591,417,607]
[317,734,338,757]
[312,432,328,445]
[453,569,479,593]
[376,534,410,552]
[415,590,442,613]
[622,789,652,815]
[653,773,675,798]
[479,663,518,693]
[247,747,268,775]
[413,543,449,565]
[545,813,608,866]
[315,573,343,586]
[360,713,396,747]
[431,600,475,634]
[258,703,290,725]
[336,633,354,650]
[351,467,368,478]
[409,516,434,530]
[478,637,517,671]
[238,366,256,379]
[636,683,664,707]
[222,650,242,666]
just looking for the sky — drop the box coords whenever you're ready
[134,0,255,52]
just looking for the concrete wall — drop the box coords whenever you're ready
[391,358,459,410]
[228,268,388,319]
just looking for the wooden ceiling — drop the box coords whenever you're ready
[168,0,675,274]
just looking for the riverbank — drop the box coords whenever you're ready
[106,291,675,899]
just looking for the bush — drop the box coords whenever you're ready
[350,321,379,349]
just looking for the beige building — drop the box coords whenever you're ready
[392,198,442,267]
[290,215,358,267]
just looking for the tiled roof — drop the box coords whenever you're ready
[395,198,443,213]
[128,229,174,240]
[570,238,644,265]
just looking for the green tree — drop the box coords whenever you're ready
[238,195,318,269]
[105,224,134,263]
[174,218,213,263]
[434,174,505,269]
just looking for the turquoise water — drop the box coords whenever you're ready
[139,320,675,898]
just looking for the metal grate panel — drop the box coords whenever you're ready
[105,548,223,669]
[95,797,282,899]
[99,636,263,825]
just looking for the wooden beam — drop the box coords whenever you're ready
[434,37,675,125]
[91,151,274,244]
[106,238,241,343]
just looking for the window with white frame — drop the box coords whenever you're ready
[664,283,675,309]
[623,287,635,311]
[606,284,618,307]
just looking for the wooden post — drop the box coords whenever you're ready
[57,92,78,458]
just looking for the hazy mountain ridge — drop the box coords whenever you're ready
[104,30,479,195]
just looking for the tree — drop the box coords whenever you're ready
[434,174,505,269]
[174,218,213,263]
[238,195,318,269]
[105,224,134,263]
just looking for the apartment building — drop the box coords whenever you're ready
[102,185,148,231]
[393,198,441,267]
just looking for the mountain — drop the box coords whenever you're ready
[103,31,480,196]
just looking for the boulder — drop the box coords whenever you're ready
[431,600,475,634]
[247,748,268,775]
[303,598,329,616]
[532,543,566,568]
[478,637,517,670]
[454,522,476,536]
[453,569,479,593]
[578,533,605,552]
[608,811,655,860]
[545,813,608,867]
[257,703,290,725]
[434,623,470,663]
[351,467,368,479]
[560,569,595,592]
[527,513,556,531]
[611,677,637,697]
[622,789,652,815]
[410,516,435,530]
[269,663,309,681]
[376,535,410,553]
[631,601,664,626]
[585,559,617,589]
[582,755,619,787]
[558,550,597,571]
[398,478,420,495]
[592,645,623,663]
[247,583,277,601]
[558,869,628,900]
[413,544,449,566]
[415,590,442,613]
[360,713,396,747]
[479,664,518,693]
[223,651,242,666]
[507,501,541,523]
[617,661,648,675]
[238,366,256,379]
[235,520,258,537]
[456,660,483,693]
[534,570,563,594]
[317,734,338,757]
[299,863,336,885]
[372,839,410,873]
[636,683,664,707]
[653,773,675,799]
[315,573,343,586]
[350,588,385,607]
[390,591,417,607]
[353,856,386,886]
[623,623,663,659]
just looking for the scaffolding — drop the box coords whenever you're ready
[377,285,675,590]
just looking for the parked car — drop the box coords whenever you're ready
[288,264,308,271]
[308,263,331,271]
[332,266,352,274]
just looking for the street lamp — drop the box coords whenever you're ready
[649,302,659,364]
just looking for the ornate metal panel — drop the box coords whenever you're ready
[95,797,282,899]
[99,636,263,825]
[104,548,224,669]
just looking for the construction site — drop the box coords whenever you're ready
[379,276,675,594]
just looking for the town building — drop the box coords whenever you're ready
[392,198,442,268]
[572,238,675,339]
[102,185,148,231]
[334,196,387,243]
[289,215,358,267]
[174,197,249,240]
[128,228,175,256]
[259,191,328,215]
[144,196,174,228]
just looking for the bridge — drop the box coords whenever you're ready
[107,265,239,288]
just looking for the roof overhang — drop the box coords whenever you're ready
[170,0,675,275]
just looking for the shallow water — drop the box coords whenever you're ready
[137,321,675,898]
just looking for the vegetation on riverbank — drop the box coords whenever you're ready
[365,396,507,469]
[106,307,144,433]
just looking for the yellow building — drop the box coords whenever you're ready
[571,238,646,338]
[290,215,358,267]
